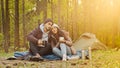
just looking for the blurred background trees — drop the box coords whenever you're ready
[0,0,120,52]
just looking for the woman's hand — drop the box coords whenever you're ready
[59,39,66,43]
[59,37,66,43]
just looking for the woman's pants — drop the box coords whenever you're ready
[52,43,72,58]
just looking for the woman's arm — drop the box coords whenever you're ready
[63,31,73,47]
[70,46,77,55]
[55,42,60,48]
[51,40,60,48]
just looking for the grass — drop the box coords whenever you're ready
[0,49,120,68]
[0,52,13,58]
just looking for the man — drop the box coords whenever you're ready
[27,18,53,60]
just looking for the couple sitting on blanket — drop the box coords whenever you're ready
[27,18,77,61]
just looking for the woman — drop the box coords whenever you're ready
[49,24,76,61]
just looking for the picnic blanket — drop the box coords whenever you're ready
[12,50,89,61]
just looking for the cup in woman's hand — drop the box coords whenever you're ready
[59,37,65,43]
[59,37,64,40]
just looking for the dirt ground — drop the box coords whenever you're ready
[1,49,120,68]
[0,58,92,68]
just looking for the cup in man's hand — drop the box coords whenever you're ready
[42,41,47,46]
[38,44,45,47]
[38,40,47,47]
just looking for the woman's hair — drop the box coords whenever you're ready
[48,26,67,47]
[51,26,64,36]
[57,28,64,36]
[49,26,64,42]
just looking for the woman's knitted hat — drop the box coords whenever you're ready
[52,24,59,28]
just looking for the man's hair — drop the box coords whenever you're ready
[44,18,53,25]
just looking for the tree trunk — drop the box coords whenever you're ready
[5,0,10,52]
[0,0,1,33]
[1,0,5,34]
[14,0,19,50]
[66,0,69,31]
[22,0,28,49]
[58,0,61,26]
[51,0,53,20]
[1,0,10,53]
[72,0,78,41]
[81,0,87,32]
[43,0,47,21]
[1,0,7,52]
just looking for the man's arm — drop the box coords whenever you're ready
[27,27,39,45]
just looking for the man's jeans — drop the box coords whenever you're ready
[52,43,72,58]
[29,42,52,56]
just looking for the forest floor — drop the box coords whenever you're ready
[0,49,120,68]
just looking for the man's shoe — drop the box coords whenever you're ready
[7,56,17,60]
[29,56,44,61]
[39,57,44,61]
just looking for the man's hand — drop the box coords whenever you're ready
[38,39,43,45]
[38,44,45,47]
[38,39,45,47]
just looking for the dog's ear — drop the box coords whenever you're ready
[82,35,91,39]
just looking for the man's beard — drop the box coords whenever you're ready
[46,27,51,31]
